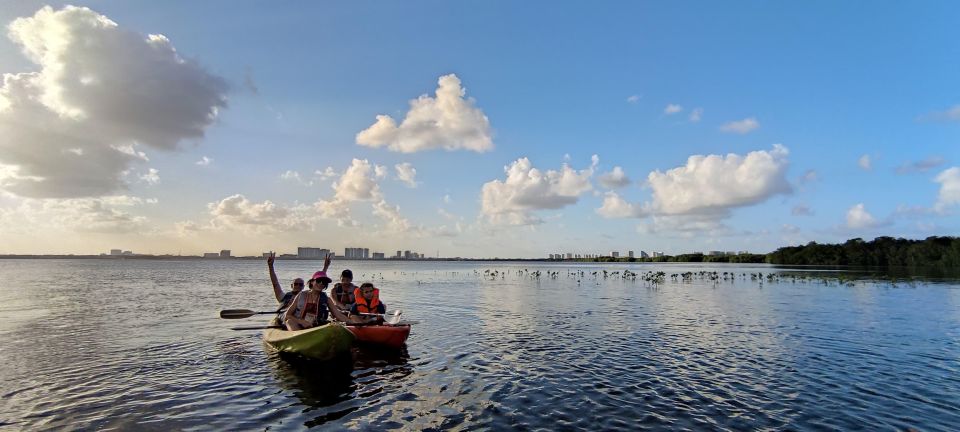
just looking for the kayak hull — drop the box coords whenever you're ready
[346,324,411,349]
[263,322,354,361]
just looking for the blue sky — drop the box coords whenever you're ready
[0,2,957,257]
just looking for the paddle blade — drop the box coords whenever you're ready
[219,309,258,319]
[385,310,403,325]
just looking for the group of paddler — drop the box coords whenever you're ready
[267,252,386,331]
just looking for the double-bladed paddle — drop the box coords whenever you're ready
[219,309,279,319]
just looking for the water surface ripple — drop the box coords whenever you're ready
[0,259,958,430]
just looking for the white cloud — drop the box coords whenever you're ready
[596,191,647,218]
[647,144,791,215]
[139,168,160,185]
[313,159,381,225]
[442,194,452,204]
[0,195,151,235]
[664,104,683,114]
[196,156,212,166]
[315,167,337,180]
[356,74,493,153]
[921,105,960,122]
[208,194,311,232]
[0,6,227,198]
[792,204,814,216]
[637,214,732,238]
[395,162,418,187]
[845,203,881,229]
[895,156,945,175]
[689,107,703,123]
[113,144,149,161]
[799,169,818,184]
[372,199,414,233]
[374,164,388,179]
[720,117,760,134]
[934,167,960,212]
[438,208,456,220]
[858,154,872,171]
[626,94,641,104]
[279,170,317,187]
[173,220,200,237]
[332,159,381,202]
[596,145,792,235]
[481,155,597,225]
[597,166,631,189]
[782,224,801,234]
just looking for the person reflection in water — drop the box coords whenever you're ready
[283,270,354,330]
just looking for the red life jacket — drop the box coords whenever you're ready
[352,287,381,313]
[293,291,328,324]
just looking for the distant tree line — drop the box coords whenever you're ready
[765,236,960,267]
[575,236,960,267]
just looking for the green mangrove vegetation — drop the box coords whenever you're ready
[576,236,960,267]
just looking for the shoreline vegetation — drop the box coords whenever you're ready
[0,236,956,267]
[579,236,959,268]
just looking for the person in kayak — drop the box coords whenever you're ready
[283,270,355,330]
[330,269,357,312]
[267,252,330,310]
[350,282,386,324]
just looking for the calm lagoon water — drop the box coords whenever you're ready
[0,259,958,431]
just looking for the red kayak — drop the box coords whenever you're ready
[346,323,411,349]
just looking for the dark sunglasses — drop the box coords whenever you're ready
[293,282,304,287]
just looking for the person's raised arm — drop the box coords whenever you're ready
[267,252,284,303]
[322,253,331,273]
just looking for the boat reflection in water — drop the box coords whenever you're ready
[266,343,412,428]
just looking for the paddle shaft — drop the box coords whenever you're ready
[220,308,282,319]
[231,325,285,330]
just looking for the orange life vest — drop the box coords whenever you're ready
[352,287,381,313]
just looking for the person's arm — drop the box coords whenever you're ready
[284,292,310,327]
[267,252,284,303]
[327,296,360,324]
[376,303,386,314]
[322,253,331,272]
[330,284,345,309]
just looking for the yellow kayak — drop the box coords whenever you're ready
[263,322,354,361]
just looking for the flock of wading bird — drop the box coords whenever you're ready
[337,268,919,288]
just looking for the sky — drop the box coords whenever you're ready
[0,1,958,258]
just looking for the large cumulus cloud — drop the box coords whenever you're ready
[0,6,227,198]
[481,156,597,225]
[356,74,493,153]
[597,145,792,231]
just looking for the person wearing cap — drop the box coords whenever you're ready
[330,268,357,312]
[283,269,356,330]
[267,252,329,311]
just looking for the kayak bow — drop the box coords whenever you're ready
[263,322,354,360]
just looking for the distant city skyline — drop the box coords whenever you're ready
[0,3,957,257]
